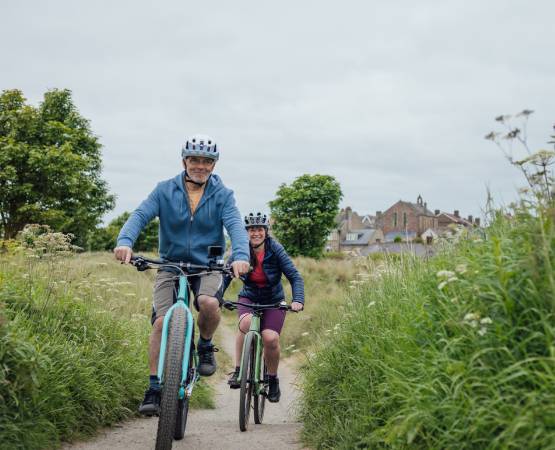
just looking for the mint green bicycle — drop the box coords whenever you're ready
[131,247,231,450]
[223,300,294,432]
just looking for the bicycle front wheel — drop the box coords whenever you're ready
[156,308,186,450]
[239,332,255,432]
[254,359,267,424]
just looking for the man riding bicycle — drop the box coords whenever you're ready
[224,212,304,402]
[114,135,250,415]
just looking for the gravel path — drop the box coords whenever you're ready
[64,322,303,450]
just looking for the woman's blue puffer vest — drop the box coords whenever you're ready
[225,237,304,304]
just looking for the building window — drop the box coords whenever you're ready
[403,212,407,227]
[346,233,359,241]
[393,212,398,227]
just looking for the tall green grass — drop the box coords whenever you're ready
[299,211,555,449]
[0,250,213,450]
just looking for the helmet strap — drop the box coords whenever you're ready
[251,240,265,249]
[185,176,206,187]
[184,171,211,187]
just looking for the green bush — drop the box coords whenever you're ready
[0,249,212,449]
[299,211,555,449]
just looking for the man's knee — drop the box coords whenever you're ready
[197,295,220,313]
[262,330,280,350]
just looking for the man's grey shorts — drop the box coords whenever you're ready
[150,269,224,325]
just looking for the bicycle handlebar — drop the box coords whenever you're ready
[222,300,299,312]
[129,255,233,276]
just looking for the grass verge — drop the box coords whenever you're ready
[299,211,555,449]
[0,250,213,450]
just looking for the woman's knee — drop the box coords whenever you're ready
[262,330,280,350]
[238,314,252,333]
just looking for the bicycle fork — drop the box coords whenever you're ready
[238,314,265,395]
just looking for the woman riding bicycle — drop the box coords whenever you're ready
[224,212,304,402]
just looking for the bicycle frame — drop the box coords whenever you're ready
[238,313,265,395]
[157,273,198,400]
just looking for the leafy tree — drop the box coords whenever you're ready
[0,89,115,246]
[87,212,159,252]
[269,174,342,257]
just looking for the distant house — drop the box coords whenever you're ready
[376,195,438,242]
[339,228,384,253]
[326,207,377,252]
[435,210,480,233]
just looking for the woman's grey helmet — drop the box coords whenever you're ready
[181,134,219,161]
[244,212,270,229]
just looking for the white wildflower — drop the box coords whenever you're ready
[437,270,455,279]
[291,349,300,353]
[367,301,376,307]
[125,293,136,297]
[455,264,467,274]
[301,332,309,337]
[464,313,480,322]
[478,327,487,336]
[438,281,448,290]
[480,317,493,325]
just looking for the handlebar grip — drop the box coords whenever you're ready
[222,301,236,311]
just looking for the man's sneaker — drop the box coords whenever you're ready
[138,387,161,416]
[267,377,281,403]
[227,368,240,389]
[198,345,218,376]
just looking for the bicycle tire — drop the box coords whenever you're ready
[174,323,194,440]
[254,359,267,424]
[239,332,255,432]
[155,308,186,450]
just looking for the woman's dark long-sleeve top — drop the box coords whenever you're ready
[223,236,305,304]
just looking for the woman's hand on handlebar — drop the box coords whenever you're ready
[291,301,304,312]
[114,246,133,264]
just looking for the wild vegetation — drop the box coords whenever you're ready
[0,227,212,450]
[299,116,555,449]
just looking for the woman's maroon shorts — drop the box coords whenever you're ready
[237,297,287,334]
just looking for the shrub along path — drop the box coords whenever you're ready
[63,321,303,450]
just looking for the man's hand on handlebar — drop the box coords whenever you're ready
[114,245,133,264]
[291,301,304,312]
[231,260,250,278]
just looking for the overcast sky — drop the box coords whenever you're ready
[1,1,554,224]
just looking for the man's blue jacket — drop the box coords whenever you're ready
[224,237,305,304]
[117,172,249,265]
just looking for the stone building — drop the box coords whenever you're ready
[376,195,438,242]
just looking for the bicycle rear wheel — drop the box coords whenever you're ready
[254,359,267,424]
[239,332,255,432]
[156,308,186,450]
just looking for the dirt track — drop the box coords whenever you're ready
[64,323,303,450]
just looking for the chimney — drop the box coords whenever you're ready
[376,211,382,217]
[474,217,481,227]
[434,209,440,215]
[424,202,427,210]
[454,210,460,218]
[468,215,473,223]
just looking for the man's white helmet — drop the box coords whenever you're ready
[181,134,219,161]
